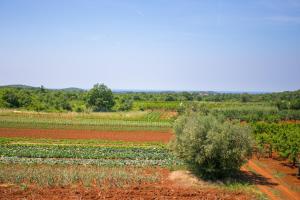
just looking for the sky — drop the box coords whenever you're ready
[0,0,300,92]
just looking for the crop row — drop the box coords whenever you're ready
[0,144,175,160]
[0,156,183,167]
[0,137,165,148]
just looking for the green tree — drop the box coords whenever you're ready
[181,92,193,101]
[169,112,253,179]
[86,83,115,112]
[118,98,133,111]
[165,95,176,101]
[2,89,20,108]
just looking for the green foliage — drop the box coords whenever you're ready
[133,101,183,111]
[118,97,133,111]
[2,89,20,108]
[0,142,182,167]
[169,112,253,179]
[0,164,161,187]
[290,99,300,110]
[252,123,300,165]
[0,110,173,131]
[86,83,115,112]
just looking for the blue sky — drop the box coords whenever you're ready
[0,0,299,92]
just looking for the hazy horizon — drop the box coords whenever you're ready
[1,0,300,92]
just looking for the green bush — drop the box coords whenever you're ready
[169,112,253,179]
[118,98,133,111]
[86,83,115,112]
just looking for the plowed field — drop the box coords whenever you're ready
[0,128,173,143]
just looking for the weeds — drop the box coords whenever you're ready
[0,164,161,188]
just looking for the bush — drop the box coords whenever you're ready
[2,89,20,108]
[169,112,253,179]
[86,83,115,112]
[118,98,133,111]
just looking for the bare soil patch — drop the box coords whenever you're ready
[0,169,254,200]
[243,159,300,200]
[0,128,172,143]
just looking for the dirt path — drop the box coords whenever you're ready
[245,160,299,200]
[0,128,173,143]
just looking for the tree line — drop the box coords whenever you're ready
[0,84,299,113]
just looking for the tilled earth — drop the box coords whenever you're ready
[0,128,173,143]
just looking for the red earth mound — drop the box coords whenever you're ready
[0,128,173,143]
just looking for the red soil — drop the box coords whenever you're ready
[0,169,253,200]
[0,128,173,143]
[0,186,252,200]
[243,158,300,200]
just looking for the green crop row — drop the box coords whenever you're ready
[0,144,176,160]
[0,137,165,148]
[0,157,183,167]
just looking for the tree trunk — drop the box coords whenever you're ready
[292,157,296,167]
[298,165,300,177]
[269,145,272,158]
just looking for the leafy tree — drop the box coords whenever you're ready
[118,98,133,111]
[290,99,300,110]
[181,92,193,101]
[169,112,252,179]
[276,100,290,110]
[196,95,202,101]
[2,89,20,108]
[165,95,176,101]
[241,94,251,103]
[86,83,115,112]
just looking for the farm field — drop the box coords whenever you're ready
[0,128,172,142]
[1,0,300,198]
[0,110,266,200]
[0,110,174,131]
[0,108,299,199]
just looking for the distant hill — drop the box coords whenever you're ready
[0,85,85,92]
[0,84,39,89]
[59,87,85,92]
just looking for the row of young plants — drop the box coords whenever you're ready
[0,144,174,160]
[0,163,162,187]
[0,137,165,148]
[251,122,300,166]
[0,143,182,167]
[0,109,174,122]
[0,117,172,131]
[0,157,183,167]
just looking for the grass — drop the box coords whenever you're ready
[220,182,268,200]
[0,110,173,131]
[0,164,161,188]
[272,170,286,179]
[0,137,166,148]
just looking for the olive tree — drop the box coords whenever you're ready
[169,112,253,179]
[86,83,115,112]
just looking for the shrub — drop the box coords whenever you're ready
[2,89,20,108]
[118,98,133,111]
[169,112,253,179]
[86,83,115,112]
